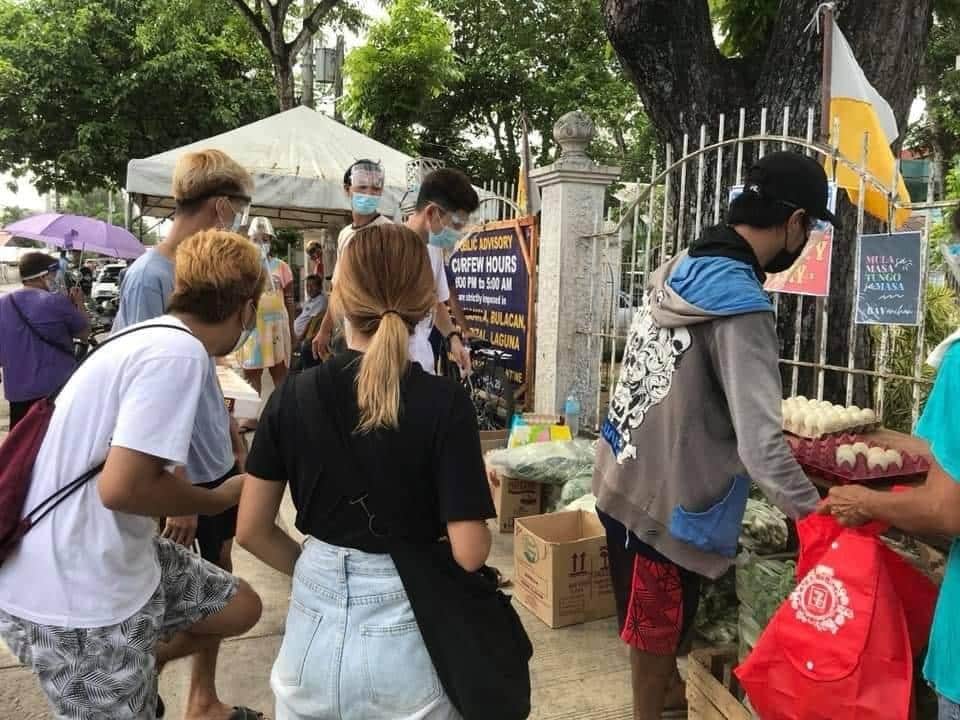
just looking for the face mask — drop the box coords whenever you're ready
[428,210,466,250]
[765,222,808,273]
[259,242,271,258]
[352,193,381,216]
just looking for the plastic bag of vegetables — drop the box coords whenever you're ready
[485,439,595,486]
[739,498,789,553]
[736,554,797,628]
[694,570,739,645]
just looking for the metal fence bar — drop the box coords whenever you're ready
[605,232,620,424]
[781,106,790,150]
[735,109,746,185]
[644,154,658,282]
[875,158,902,418]
[677,133,690,251]
[780,359,934,385]
[662,143,674,257]
[759,107,768,159]
[695,125,707,240]
[714,113,726,225]
[846,131,870,406]
[913,173,936,426]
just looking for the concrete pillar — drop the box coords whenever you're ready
[530,111,620,426]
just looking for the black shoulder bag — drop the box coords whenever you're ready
[295,366,532,720]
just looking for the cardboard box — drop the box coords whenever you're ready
[513,510,616,628]
[491,478,544,533]
[480,429,544,533]
[480,429,509,455]
[217,366,261,419]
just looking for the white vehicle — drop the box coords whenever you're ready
[91,263,125,301]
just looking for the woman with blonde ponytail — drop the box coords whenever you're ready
[237,224,499,720]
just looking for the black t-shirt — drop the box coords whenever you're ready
[246,351,496,553]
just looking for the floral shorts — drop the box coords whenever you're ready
[0,538,238,719]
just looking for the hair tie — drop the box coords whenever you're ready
[380,309,402,321]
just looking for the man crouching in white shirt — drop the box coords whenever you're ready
[0,230,267,720]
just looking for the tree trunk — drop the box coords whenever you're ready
[274,58,297,111]
[602,0,933,405]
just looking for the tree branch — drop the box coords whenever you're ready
[600,0,750,144]
[290,0,342,58]
[227,0,274,57]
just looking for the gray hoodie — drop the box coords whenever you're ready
[593,245,820,579]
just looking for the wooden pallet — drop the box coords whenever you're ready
[686,647,753,720]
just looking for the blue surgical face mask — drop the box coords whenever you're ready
[428,209,466,250]
[428,225,464,250]
[352,193,381,216]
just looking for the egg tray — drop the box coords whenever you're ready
[787,433,930,485]
[783,421,881,440]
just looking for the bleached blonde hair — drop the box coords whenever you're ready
[172,149,253,208]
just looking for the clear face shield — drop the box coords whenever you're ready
[349,162,385,194]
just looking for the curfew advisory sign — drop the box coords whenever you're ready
[855,232,923,326]
[449,218,538,388]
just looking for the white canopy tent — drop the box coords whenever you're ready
[125,106,415,230]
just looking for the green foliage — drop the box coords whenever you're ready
[342,0,461,153]
[0,0,277,195]
[875,283,960,432]
[708,0,779,58]
[341,0,656,185]
[0,205,28,226]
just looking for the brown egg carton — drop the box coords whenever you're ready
[787,433,930,485]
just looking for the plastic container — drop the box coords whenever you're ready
[564,394,581,438]
[787,434,930,485]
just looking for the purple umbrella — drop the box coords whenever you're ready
[3,213,146,259]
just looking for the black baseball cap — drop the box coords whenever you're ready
[744,151,840,229]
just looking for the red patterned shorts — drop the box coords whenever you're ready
[598,510,702,655]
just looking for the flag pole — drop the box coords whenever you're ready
[819,3,834,142]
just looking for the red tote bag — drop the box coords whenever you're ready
[735,515,934,720]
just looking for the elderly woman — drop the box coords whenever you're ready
[236,217,297,429]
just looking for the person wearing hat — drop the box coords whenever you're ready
[236,216,296,429]
[592,151,832,718]
[0,252,89,428]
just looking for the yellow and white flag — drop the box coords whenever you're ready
[828,26,910,228]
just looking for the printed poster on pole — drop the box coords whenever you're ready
[854,231,923,326]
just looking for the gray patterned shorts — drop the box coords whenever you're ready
[0,537,239,720]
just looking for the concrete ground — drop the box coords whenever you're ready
[0,276,636,719]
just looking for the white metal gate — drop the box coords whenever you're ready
[582,106,954,433]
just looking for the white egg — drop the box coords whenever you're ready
[860,408,877,425]
[884,449,903,469]
[852,442,870,457]
[867,447,890,471]
[796,396,808,404]
[843,409,861,426]
[835,445,857,468]
[849,405,861,414]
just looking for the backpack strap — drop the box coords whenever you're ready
[23,323,198,523]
